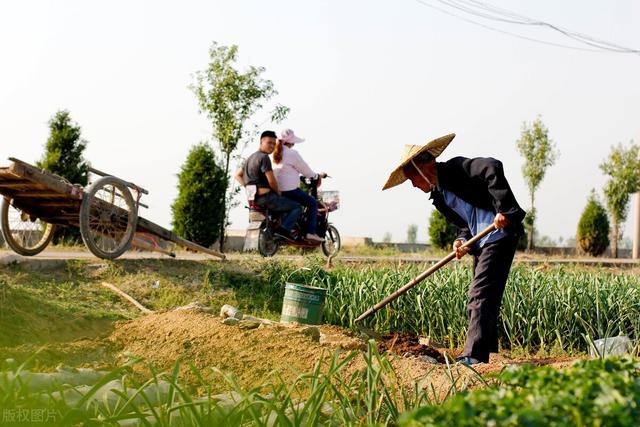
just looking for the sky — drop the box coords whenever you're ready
[1,0,639,244]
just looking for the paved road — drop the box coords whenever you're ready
[1,249,638,268]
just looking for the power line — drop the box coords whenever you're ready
[448,0,640,53]
[413,0,603,52]
[413,0,640,55]
[436,0,533,25]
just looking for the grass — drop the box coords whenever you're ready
[2,346,639,426]
[2,256,640,425]
[282,261,640,354]
[0,342,476,427]
[0,257,301,369]
[4,256,640,359]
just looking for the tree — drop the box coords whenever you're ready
[536,235,557,247]
[37,110,89,186]
[516,117,558,251]
[564,236,577,248]
[599,141,640,258]
[191,42,283,251]
[382,232,392,243]
[406,224,418,244]
[576,190,610,257]
[172,143,227,248]
[37,110,89,243]
[428,210,457,250]
[619,237,633,250]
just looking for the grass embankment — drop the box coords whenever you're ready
[0,258,288,369]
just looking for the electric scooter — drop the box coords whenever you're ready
[246,176,340,257]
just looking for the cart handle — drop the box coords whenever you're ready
[88,166,149,195]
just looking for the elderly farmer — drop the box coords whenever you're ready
[382,133,525,365]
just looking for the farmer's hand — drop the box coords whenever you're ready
[494,213,509,229]
[453,239,469,259]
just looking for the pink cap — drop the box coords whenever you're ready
[279,128,305,144]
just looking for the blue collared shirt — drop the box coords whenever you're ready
[439,187,506,248]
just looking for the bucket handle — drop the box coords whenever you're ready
[284,267,312,285]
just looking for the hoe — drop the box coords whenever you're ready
[355,223,496,340]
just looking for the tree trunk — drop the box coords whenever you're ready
[634,192,640,259]
[527,192,535,251]
[611,218,619,258]
[219,151,231,252]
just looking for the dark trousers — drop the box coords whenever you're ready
[281,188,318,234]
[255,192,301,231]
[462,233,518,362]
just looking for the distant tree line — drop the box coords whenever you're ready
[32,87,640,258]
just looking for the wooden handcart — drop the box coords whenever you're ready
[0,158,225,260]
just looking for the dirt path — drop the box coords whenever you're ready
[2,249,637,269]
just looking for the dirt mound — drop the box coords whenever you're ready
[379,333,445,363]
[109,310,366,391]
[108,310,582,397]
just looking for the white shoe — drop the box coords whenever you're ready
[305,233,325,242]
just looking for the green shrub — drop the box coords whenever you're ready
[428,210,457,250]
[577,190,610,256]
[406,223,418,244]
[171,143,227,247]
[37,110,89,244]
[37,110,89,187]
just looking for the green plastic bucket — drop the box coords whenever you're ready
[280,282,327,325]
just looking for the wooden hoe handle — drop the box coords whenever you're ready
[355,223,497,324]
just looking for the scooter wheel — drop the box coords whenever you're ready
[258,226,279,257]
[322,225,341,257]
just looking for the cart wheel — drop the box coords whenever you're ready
[1,197,55,256]
[79,176,138,260]
[321,224,341,257]
[258,226,279,257]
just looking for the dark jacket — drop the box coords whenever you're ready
[430,156,526,242]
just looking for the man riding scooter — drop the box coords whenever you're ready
[234,130,301,241]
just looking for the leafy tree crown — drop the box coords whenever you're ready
[516,117,558,195]
[599,141,640,225]
[191,42,276,156]
[428,210,458,250]
[37,110,89,186]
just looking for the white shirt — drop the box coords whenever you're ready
[272,146,317,192]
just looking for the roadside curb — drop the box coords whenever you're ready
[0,254,68,270]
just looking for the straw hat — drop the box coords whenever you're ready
[382,133,455,190]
